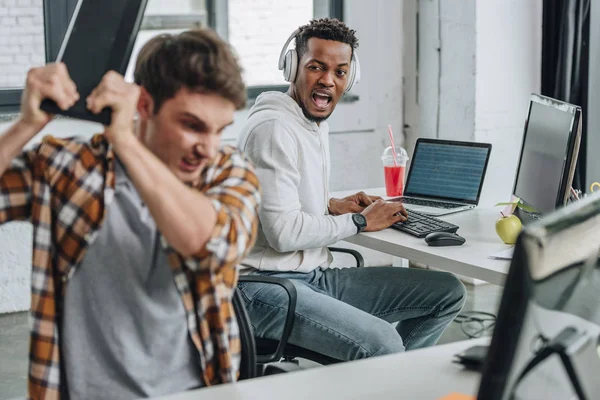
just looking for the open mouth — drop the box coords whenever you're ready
[179,156,203,173]
[311,90,333,110]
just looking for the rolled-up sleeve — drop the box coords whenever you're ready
[188,146,261,272]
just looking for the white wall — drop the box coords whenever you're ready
[414,0,542,208]
[474,0,542,207]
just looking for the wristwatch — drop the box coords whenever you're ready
[351,213,367,233]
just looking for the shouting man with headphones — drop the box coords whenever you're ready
[237,18,466,361]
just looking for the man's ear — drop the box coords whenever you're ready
[137,87,155,119]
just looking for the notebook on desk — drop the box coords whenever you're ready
[389,139,492,216]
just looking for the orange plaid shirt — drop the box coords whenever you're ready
[0,134,261,400]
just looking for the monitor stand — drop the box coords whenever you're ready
[509,326,589,400]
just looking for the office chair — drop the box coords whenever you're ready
[237,247,365,369]
[234,284,304,378]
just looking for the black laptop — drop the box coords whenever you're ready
[391,138,492,216]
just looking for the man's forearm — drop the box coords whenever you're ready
[0,119,42,176]
[113,135,217,258]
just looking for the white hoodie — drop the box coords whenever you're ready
[237,91,357,273]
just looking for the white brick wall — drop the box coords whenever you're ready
[228,0,313,86]
[0,0,44,88]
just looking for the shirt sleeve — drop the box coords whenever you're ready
[187,147,261,272]
[0,146,40,224]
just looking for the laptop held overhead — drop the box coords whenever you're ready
[390,139,492,216]
[40,0,148,125]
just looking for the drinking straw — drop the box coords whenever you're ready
[387,124,398,167]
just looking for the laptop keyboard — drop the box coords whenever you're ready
[392,209,459,238]
[398,197,465,210]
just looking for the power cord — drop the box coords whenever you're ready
[453,311,497,339]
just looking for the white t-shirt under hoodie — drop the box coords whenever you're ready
[237,91,357,273]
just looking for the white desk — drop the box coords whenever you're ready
[332,188,512,286]
[155,338,486,400]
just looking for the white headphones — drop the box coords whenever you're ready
[277,28,361,93]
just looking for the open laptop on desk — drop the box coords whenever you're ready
[390,138,492,216]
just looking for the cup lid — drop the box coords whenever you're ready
[382,146,409,161]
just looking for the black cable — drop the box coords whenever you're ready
[453,311,497,339]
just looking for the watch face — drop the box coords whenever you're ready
[353,213,367,229]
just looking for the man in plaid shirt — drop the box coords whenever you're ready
[0,29,260,399]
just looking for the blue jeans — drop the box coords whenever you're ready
[237,267,466,361]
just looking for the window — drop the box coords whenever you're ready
[124,0,209,82]
[0,0,343,112]
[224,0,344,99]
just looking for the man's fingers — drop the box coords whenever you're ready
[33,64,79,109]
[368,195,383,202]
[37,80,73,111]
[87,88,116,114]
[393,212,407,223]
[397,204,408,217]
[357,191,373,206]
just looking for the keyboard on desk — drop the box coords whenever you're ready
[398,197,465,210]
[392,209,459,238]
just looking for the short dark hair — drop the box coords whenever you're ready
[295,18,359,59]
[134,29,246,112]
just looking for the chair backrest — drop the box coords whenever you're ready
[233,288,257,380]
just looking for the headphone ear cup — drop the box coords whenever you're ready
[345,62,356,93]
[284,49,298,83]
[345,52,360,93]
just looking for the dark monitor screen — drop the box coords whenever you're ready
[478,192,600,400]
[513,94,581,215]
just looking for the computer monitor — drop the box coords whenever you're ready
[478,192,600,400]
[513,94,582,217]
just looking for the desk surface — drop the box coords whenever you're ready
[155,338,486,400]
[332,188,512,286]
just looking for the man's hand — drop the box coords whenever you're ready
[328,191,383,215]
[20,62,79,131]
[361,199,408,232]
[86,71,140,148]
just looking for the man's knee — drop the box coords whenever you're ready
[354,320,405,359]
[439,272,467,314]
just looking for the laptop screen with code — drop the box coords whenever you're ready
[404,140,491,204]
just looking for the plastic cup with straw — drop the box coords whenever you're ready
[381,124,408,196]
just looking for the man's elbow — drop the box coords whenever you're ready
[266,233,296,253]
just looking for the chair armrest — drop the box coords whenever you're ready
[238,275,297,364]
[328,247,365,268]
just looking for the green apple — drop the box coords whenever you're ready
[495,213,522,244]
